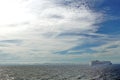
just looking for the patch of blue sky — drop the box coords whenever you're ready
[107,45,119,49]
[0,39,22,44]
[55,43,103,55]
[0,52,19,60]
[92,0,120,35]
[92,0,120,15]
[97,20,120,35]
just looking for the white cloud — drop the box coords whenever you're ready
[0,0,34,25]
[0,0,104,63]
[89,40,120,63]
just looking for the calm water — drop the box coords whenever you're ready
[0,64,120,80]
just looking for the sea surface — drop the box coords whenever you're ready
[0,64,120,80]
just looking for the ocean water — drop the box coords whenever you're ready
[0,64,120,80]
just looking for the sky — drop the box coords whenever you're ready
[0,0,120,64]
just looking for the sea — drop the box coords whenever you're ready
[0,64,120,80]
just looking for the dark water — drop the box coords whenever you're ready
[0,64,120,80]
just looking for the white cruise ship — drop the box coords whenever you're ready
[90,60,112,66]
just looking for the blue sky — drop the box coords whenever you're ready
[0,0,120,64]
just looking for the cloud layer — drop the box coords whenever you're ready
[0,0,119,64]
